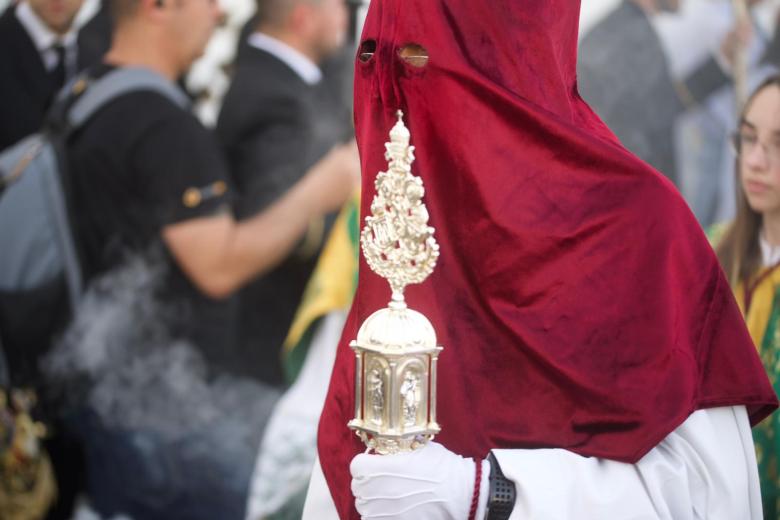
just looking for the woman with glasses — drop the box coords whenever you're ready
[714,75,780,518]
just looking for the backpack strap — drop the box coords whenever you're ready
[42,141,84,310]
[64,67,191,130]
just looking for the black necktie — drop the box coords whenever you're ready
[51,44,66,91]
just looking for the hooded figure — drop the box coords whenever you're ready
[304,1,778,519]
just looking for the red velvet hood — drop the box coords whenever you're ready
[318,1,778,517]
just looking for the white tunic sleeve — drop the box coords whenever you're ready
[494,406,761,520]
[303,455,341,520]
[303,406,762,519]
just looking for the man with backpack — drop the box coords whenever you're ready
[66,0,358,361]
[70,0,357,513]
[1,0,358,405]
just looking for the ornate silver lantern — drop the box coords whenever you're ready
[348,111,442,455]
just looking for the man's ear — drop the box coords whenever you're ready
[138,0,169,22]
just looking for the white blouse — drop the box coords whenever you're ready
[760,233,780,267]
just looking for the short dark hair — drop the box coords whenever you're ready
[255,0,320,29]
[110,0,142,22]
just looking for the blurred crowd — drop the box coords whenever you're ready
[2,0,780,519]
[0,0,359,518]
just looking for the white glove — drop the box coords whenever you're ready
[350,441,489,520]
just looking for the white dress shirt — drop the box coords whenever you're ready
[15,1,78,78]
[302,406,763,519]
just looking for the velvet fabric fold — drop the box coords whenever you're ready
[318,1,778,518]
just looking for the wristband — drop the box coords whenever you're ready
[485,452,516,520]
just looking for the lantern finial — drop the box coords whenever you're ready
[360,111,440,306]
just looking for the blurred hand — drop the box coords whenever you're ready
[720,18,753,70]
[350,442,481,520]
[304,140,361,215]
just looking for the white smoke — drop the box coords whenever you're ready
[43,253,279,443]
[41,252,281,518]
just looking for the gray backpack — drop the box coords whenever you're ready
[0,67,189,383]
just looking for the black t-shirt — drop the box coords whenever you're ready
[66,65,237,366]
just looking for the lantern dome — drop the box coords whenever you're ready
[355,305,437,353]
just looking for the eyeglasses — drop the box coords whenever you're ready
[732,130,780,165]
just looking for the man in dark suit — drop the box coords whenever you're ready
[0,0,110,151]
[216,0,355,387]
[578,0,738,187]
